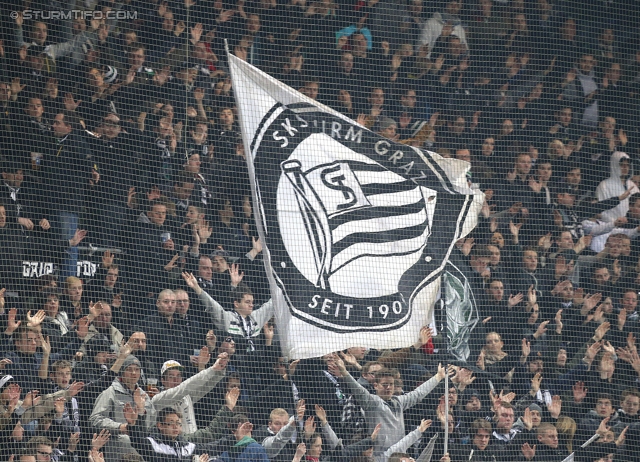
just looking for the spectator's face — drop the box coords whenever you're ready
[595,399,613,417]
[123,364,141,388]
[308,436,322,458]
[198,257,213,280]
[26,98,44,118]
[148,204,167,226]
[557,349,567,365]
[501,120,513,135]
[558,283,574,301]
[32,22,48,45]
[52,114,71,138]
[88,68,104,88]
[226,377,241,392]
[380,123,397,139]
[580,55,595,73]
[53,366,72,388]
[456,149,471,162]
[72,18,86,33]
[629,199,640,219]
[191,123,208,145]
[620,238,632,256]
[162,369,183,389]
[105,268,118,288]
[212,255,229,273]
[522,250,538,272]
[268,412,289,433]
[0,84,9,102]
[620,160,630,177]
[370,89,384,106]
[174,181,195,200]
[347,347,366,360]
[184,206,199,225]
[446,0,461,15]
[557,232,573,249]
[2,169,24,188]
[485,333,503,353]
[175,291,189,316]
[594,268,610,285]
[400,90,417,109]
[374,377,395,400]
[491,232,504,248]
[301,83,319,100]
[495,407,514,430]
[124,31,137,46]
[44,295,59,317]
[473,429,491,449]
[162,12,175,31]
[466,396,481,411]
[0,383,21,403]
[622,395,640,416]
[537,163,552,182]
[247,14,260,33]
[353,34,367,54]
[129,49,145,68]
[101,115,121,139]
[602,117,616,132]
[363,364,382,383]
[130,332,147,351]
[234,295,254,317]
[36,444,53,462]
[340,53,354,73]
[448,387,458,406]
[16,331,38,354]
[528,359,543,375]
[470,256,489,274]
[487,245,500,266]
[538,429,558,448]
[515,154,532,175]
[482,137,495,156]
[0,206,6,228]
[608,63,622,81]
[158,413,183,439]
[157,292,177,318]
[448,37,463,56]
[219,336,236,355]
[622,292,637,312]
[557,192,575,206]
[566,168,581,185]
[487,281,504,301]
[186,154,202,174]
[67,282,83,301]
[94,305,112,329]
[220,109,234,127]
[452,117,465,133]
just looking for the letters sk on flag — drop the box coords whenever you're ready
[228,53,484,359]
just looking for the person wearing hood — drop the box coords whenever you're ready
[89,354,155,462]
[418,0,468,58]
[561,53,600,129]
[595,152,639,224]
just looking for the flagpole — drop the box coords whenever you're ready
[444,364,449,456]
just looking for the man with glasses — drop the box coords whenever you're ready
[27,436,54,462]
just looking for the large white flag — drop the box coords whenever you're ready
[228,53,484,359]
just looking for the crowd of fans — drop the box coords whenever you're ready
[0,0,640,461]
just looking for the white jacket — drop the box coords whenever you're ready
[595,151,639,223]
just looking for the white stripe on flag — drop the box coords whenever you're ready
[366,187,426,207]
[352,169,406,185]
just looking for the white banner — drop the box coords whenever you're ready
[228,52,484,359]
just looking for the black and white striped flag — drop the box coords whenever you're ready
[228,53,484,359]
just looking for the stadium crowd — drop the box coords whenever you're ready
[0,0,640,461]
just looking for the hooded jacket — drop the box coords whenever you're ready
[596,152,640,222]
[89,378,155,462]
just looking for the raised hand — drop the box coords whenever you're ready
[6,308,21,334]
[133,388,146,413]
[92,430,110,451]
[530,372,542,395]
[123,402,138,425]
[418,419,432,432]
[521,443,536,461]
[295,399,306,421]
[572,381,588,403]
[593,322,610,342]
[547,395,562,418]
[315,404,328,426]
[225,387,240,411]
[304,416,316,437]
[39,334,51,356]
[229,264,245,286]
[508,293,524,308]
[26,310,46,328]
[181,272,202,295]
[212,352,228,371]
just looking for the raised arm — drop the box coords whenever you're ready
[182,272,232,332]
[396,363,446,410]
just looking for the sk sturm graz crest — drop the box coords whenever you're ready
[250,103,476,333]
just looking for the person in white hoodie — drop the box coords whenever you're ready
[418,0,468,57]
[595,152,639,224]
